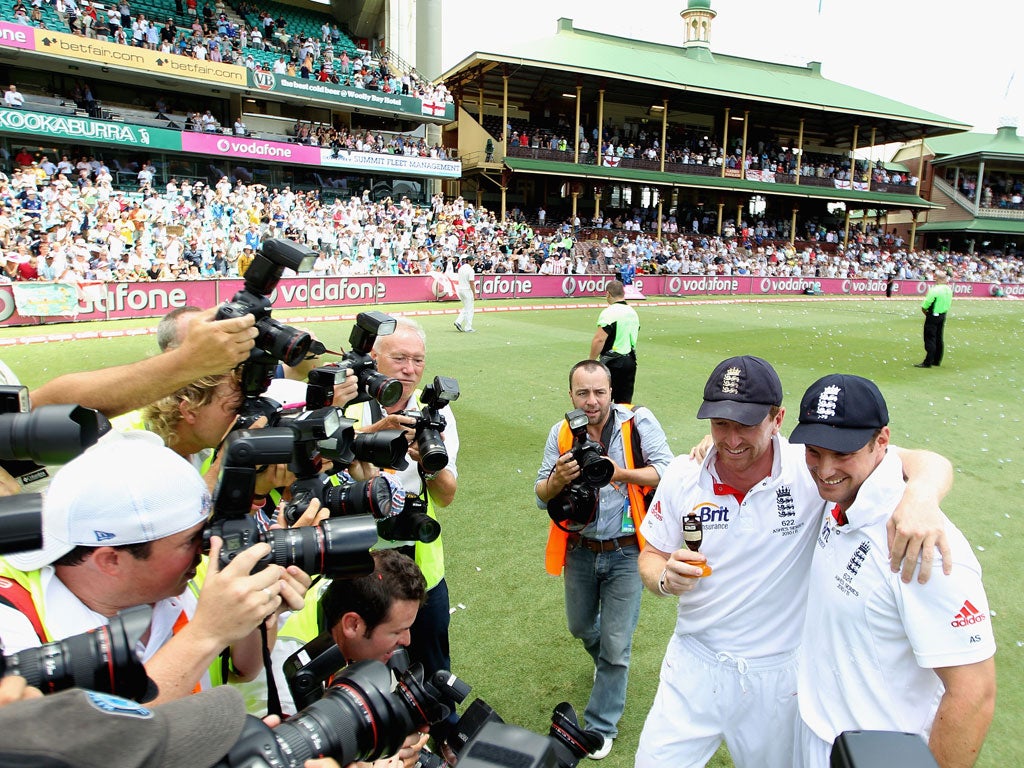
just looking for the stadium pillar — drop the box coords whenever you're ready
[477,81,484,124]
[790,207,798,245]
[909,209,918,250]
[916,131,927,199]
[740,110,749,180]
[736,202,743,235]
[866,126,876,191]
[657,198,663,240]
[502,68,509,153]
[795,118,805,184]
[720,107,730,178]
[953,167,960,199]
[597,87,605,167]
[842,207,851,250]
[571,191,579,223]
[594,190,602,220]
[849,123,859,190]
[573,81,582,164]
[716,201,724,235]
[973,160,985,211]
[659,97,668,172]
[500,185,507,223]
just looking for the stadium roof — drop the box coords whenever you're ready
[503,157,941,209]
[440,17,971,147]
[927,125,1024,165]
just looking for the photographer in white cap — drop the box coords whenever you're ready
[0,431,310,704]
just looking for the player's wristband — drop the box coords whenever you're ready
[657,567,672,597]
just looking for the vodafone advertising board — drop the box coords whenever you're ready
[0,275,1014,327]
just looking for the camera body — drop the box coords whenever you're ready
[376,492,441,544]
[216,238,316,367]
[400,376,459,474]
[546,409,614,527]
[340,311,403,407]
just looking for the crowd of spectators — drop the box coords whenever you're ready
[503,118,917,187]
[5,0,451,107]
[1,161,1021,288]
[949,171,1024,209]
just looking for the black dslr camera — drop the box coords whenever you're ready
[0,605,156,702]
[340,311,403,407]
[0,385,109,554]
[207,429,378,579]
[400,376,459,474]
[215,660,470,768]
[546,409,614,527]
[444,700,604,768]
[215,238,316,367]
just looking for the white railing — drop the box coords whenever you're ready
[932,176,977,214]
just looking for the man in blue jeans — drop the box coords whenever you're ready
[535,360,673,759]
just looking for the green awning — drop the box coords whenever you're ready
[503,157,941,209]
[917,219,1024,234]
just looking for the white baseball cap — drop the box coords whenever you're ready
[5,431,211,571]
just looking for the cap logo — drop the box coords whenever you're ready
[94,530,117,542]
[720,367,742,395]
[815,385,841,420]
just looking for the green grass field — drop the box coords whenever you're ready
[3,296,1022,767]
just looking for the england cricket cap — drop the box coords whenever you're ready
[697,355,783,426]
[790,374,889,453]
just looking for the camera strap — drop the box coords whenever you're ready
[260,620,284,718]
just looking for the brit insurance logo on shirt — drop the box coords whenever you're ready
[770,485,804,537]
[690,501,730,530]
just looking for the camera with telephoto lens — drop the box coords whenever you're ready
[214,660,470,768]
[302,364,410,471]
[546,409,614,527]
[215,238,316,367]
[400,376,459,474]
[341,311,403,407]
[0,605,157,702]
[207,429,377,579]
[0,385,109,553]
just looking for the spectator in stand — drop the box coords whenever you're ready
[4,85,25,109]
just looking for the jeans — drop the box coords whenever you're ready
[563,540,642,738]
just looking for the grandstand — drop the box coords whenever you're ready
[0,0,455,200]
[440,4,971,250]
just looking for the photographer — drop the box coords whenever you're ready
[345,317,459,681]
[534,360,672,760]
[320,549,430,768]
[0,432,310,704]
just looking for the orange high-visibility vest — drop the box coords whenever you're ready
[544,409,650,575]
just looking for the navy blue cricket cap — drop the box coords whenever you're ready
[790,374,889,453]
[697,355,783,426]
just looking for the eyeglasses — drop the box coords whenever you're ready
[384,354,425,367]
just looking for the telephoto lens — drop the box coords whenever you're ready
[214,661,470,768]
[0,605,157,702]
